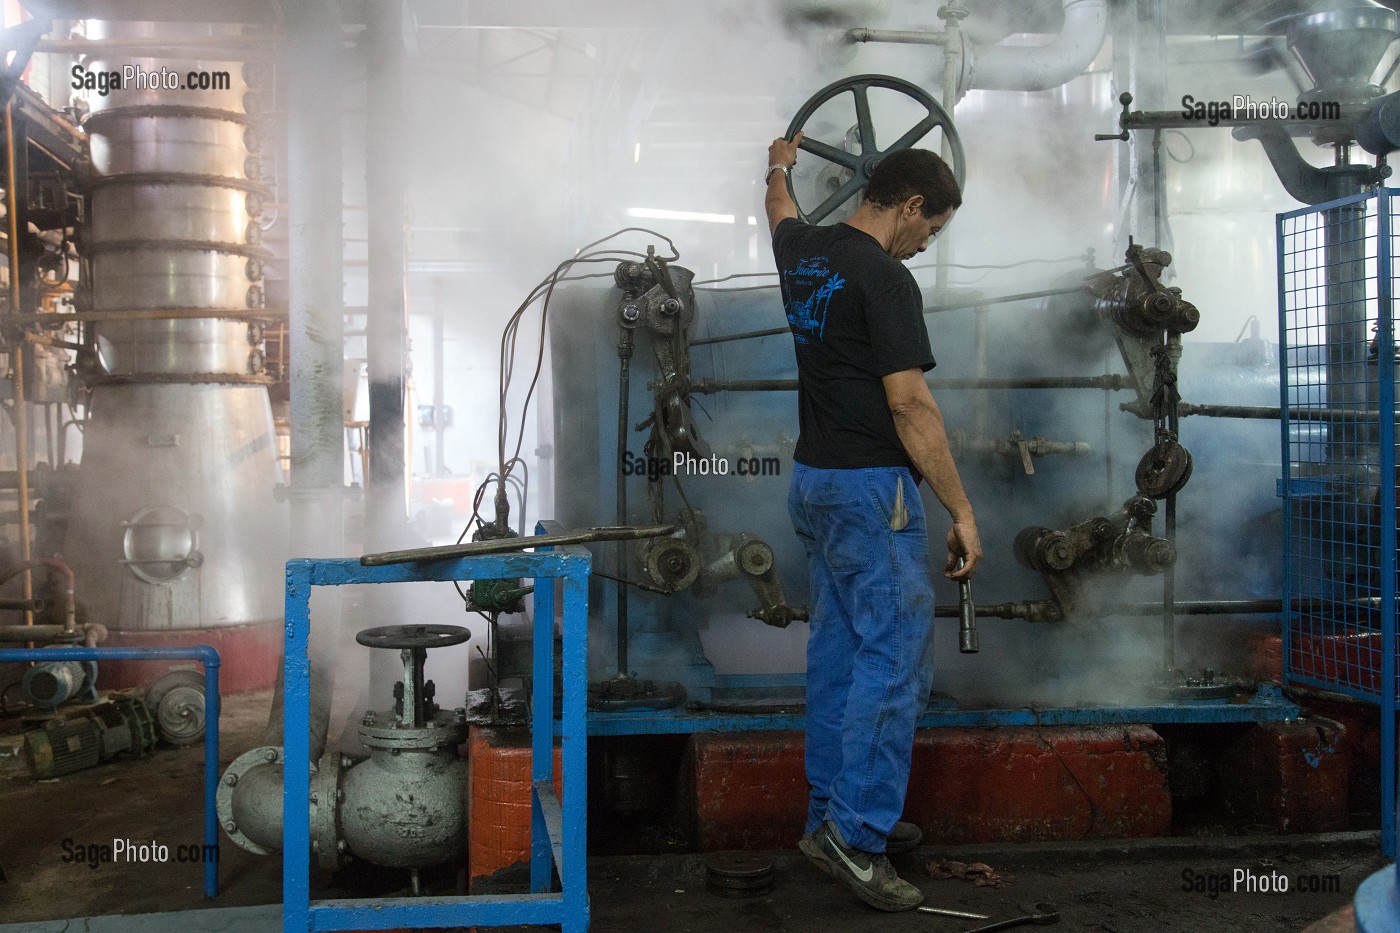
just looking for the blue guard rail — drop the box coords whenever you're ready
[281,520,591,932]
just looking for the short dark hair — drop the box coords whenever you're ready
[863,148,961,218]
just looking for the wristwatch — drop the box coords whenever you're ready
[765,163,791,182]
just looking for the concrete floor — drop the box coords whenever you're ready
[0,690,1389,932]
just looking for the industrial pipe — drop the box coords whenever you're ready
[5,100,33,631]
[846,28,948,47]
[846,0,1108,97]
[690,285,1094,349]
[0,558,77,636]
[1176,403,1397,422]
[694,375,1130,393]
[968,0,1108,93]
[0,621,106,642]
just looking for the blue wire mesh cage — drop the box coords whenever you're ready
[1278,188,1397,857]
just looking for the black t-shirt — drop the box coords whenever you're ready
[772,217,935,470]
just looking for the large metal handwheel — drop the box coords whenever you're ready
[355,624,470,650]
[784,74,965,224]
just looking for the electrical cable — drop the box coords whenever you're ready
[494,228,679,532]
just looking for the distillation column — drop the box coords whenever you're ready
[63,21,288,691]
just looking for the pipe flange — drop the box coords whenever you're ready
[358,709,468,750]
[217,745,282,856]
[309,755,344,874]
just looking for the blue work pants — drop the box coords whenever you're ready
[788,463,936,853]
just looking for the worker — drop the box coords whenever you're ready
[764,133,982,912]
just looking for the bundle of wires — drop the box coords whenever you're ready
[482,227,681,541]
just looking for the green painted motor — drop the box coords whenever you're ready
[23,694,157,780]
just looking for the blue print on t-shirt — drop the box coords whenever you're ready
[782,256,845,345]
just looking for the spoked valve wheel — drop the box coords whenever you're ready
[784,73,965,224]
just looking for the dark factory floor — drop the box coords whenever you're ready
[0,690,1386,933]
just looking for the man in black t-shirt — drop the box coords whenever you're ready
[765,135,982,912]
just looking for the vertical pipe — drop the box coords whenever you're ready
[615,330,633,676]
[277,0,343,762]
[4,101,31,628]
[530,526,556,894]
[1375,192,1396,862]
[285,0,344,525]
[1277,209,1294,710]
[1325,203,1369,463]
[366,0,408,540]
[432,287,446,477]
[1161,331,1181,674]
[202,653,220,898]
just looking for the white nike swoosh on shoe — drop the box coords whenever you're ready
[828,836,874,883]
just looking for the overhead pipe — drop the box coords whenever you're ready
[846,0,1109,98]
[966,0,1109,93]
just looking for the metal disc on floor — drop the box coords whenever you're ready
[705,852,775,898]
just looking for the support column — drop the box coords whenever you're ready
[366,0,409,542]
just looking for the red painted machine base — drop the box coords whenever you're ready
[96,621,282,694]
[689,726,1173,850]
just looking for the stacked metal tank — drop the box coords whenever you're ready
[63,21,287,691]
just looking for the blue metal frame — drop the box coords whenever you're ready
[281,522,590,933]
[1380,191,1398,866]
[0,644,221,898]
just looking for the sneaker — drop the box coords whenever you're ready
[797,831,833,876]
[812,820,924,912]
[799,821,922,863]
[885,821,922,856]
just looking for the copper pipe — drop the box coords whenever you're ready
[0,558,77,636]
[5,100,32,633]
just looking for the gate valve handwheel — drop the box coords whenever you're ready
[355,624,471,650]
[784,73,966,224]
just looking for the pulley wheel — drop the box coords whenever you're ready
[705,852,775,898]
[355,624,471,650]
[1135,440,1193,499]
[784,73,965,224]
